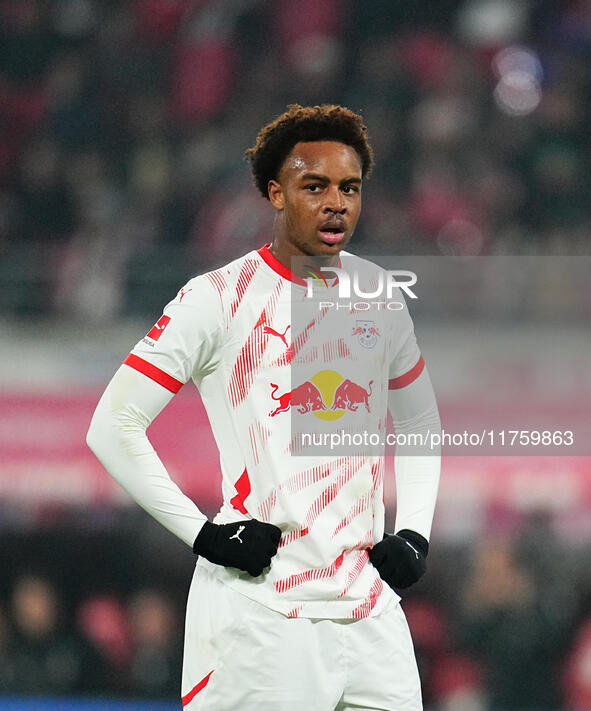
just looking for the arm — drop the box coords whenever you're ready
[388,365,441,542]
[369,364,441,589]
[87,364,207,547]
[87,275,221,545]
[87,275,281,575]
[87,364,280,574]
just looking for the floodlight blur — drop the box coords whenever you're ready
[492,45,543,116]
[492,45,543,81]
[494,68,542,116]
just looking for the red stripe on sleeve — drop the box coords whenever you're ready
[182,670,214,706]
[388,355,425,390]
[123,354,184,394]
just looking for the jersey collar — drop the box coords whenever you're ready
[257,244,341,288]
[257,244,308,286]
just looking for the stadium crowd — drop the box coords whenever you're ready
[2,509,591,709]
[0,0,590,319]
[0,573,182,699]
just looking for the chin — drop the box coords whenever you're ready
[307,245,341,260]
[292,235,350,259]
[321,239,350,253]
[318,235,350,251]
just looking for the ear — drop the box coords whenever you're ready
[268,180,284,210]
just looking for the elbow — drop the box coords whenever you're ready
[86,403,115,459]
[86,416,101,456]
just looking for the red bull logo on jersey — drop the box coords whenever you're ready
[351,320,380,349]
[268,370,373,420]
[269,381,326,417]
[331,378,373,412]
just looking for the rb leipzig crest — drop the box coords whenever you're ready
[351,320,380,349]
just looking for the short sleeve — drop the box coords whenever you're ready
[124,276,223,393]
[388,296,424,390]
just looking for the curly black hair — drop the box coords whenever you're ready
[245,104,374,199]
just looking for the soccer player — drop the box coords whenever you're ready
[87,104,441,710]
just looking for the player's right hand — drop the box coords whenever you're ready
[193,519,282,576]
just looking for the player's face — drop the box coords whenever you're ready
[268,141,362,263]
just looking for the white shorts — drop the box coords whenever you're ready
[181,563,422,711]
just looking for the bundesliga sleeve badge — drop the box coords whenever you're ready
[145,314,171,342]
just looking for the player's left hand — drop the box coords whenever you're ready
[368,529,428,589]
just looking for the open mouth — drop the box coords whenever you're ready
[319,227,346,244]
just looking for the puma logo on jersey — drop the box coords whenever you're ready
[179,287,192,302]
[263,324,290,348]
[229,525,245,543]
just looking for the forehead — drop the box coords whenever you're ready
[280,141,362,179]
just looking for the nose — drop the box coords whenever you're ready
[323,186,346,214]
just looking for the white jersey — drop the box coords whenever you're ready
[125,245,424,619]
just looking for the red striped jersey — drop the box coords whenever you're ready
[124,245,424,618]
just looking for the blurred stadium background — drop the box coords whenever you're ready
[1,0,591,709]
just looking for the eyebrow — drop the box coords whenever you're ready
[300,173,362,185]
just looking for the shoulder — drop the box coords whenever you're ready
[173,250,263,308]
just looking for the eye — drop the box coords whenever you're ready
[342,184,360,194]
[305,184,322,192]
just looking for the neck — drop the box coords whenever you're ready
[269,241,339,279]
[270,225,340,280]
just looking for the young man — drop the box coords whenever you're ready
[87,104,441,710]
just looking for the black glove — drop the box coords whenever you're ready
[368,529,429,589]
[193,519,282,576]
